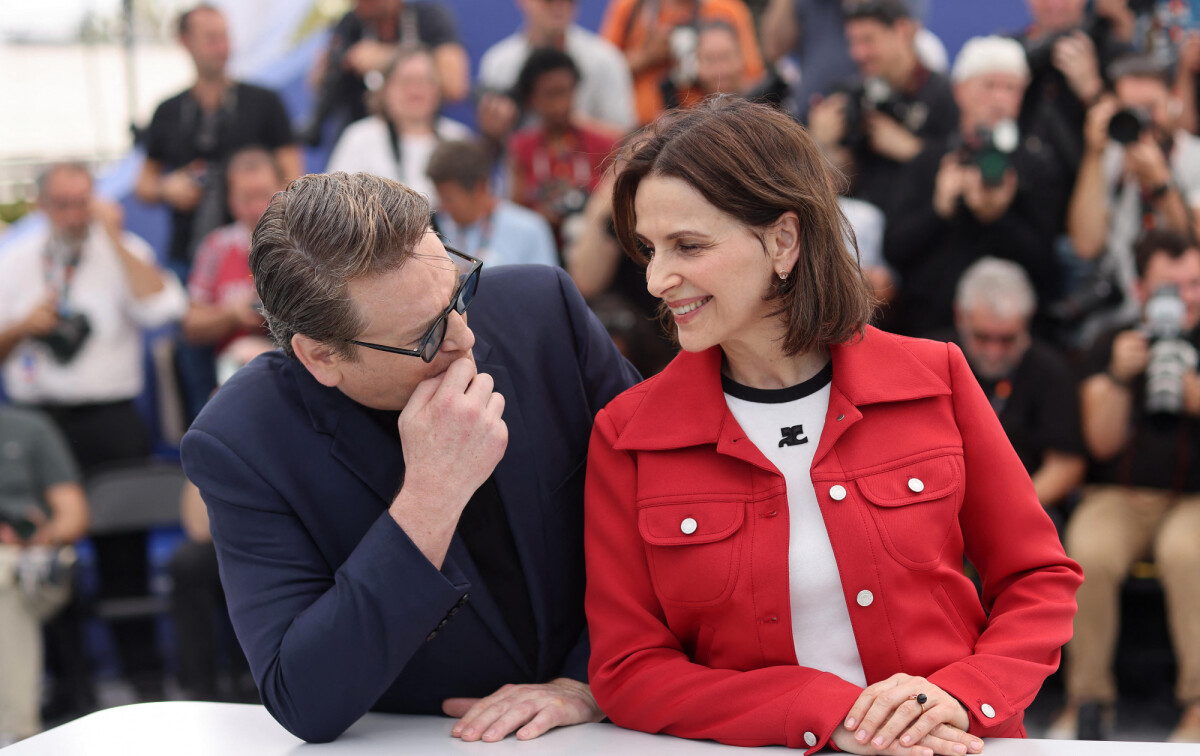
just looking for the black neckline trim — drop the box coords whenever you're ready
[722,361,833,404]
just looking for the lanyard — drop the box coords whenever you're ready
[42,241,82,313]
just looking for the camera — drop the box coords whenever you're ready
[1023,26,1083,76]
[35,312,91,364]
[843,77,914,149]
[0,510,38,541]
[960,120,1020,187]
[1048,266,1124,325]
[1108,107,1152,144]
[1143,283,1198,415]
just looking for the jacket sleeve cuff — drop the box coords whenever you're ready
[927,661,1016,737]
[783,671,862,755]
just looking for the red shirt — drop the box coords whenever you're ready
[187,223,260,354]
[508,125,617,221]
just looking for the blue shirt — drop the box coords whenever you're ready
[435,200,558,268]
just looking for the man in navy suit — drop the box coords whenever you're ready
[180,172,640,743]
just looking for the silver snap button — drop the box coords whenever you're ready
[803,731,817,747]
[829,485,847,501]
[981,703,996,719]
[856,590,874,607]
[680,517,698,535]
[908,478,925,493]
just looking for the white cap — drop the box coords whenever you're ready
[951,36,1030,83]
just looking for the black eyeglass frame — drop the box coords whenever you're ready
[348,245,483,363]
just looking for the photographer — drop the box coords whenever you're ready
[1067,55,1200,341]
[1055,229,1200,743]
[1015,0,1132,190]
[600,0,764,126]
[506,47,619,253]
[885,36,1063,336]
[0,405,88,744]
[807,0,957,227]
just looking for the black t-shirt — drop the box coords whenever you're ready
[1082,323,1200,491]
[952,337,1085,480]
[144,82,293,265]
[318,4,460,131]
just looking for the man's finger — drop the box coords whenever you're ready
[434,357,479,398]
[442,697,479,719]
[516,704,569,741]
[479,699,539,742]
[465,371,496,403]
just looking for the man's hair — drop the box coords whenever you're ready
[426,140,491,190]
[178,4,220,37]
[249,172,431,359]
[36,162,92,197]
[513,47,581,106]
[1134,228,1195,278]
[843,0,912,26]
[954,257,1037,321]
[951,35,1030,83]
[1109,55,1171,88]
[612,96,875,355]
[226,146,283,188]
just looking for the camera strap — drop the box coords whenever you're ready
[41,241,81,313]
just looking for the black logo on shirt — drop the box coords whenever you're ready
[779,425,809,447]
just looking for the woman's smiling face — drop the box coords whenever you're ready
[635,175,782,356]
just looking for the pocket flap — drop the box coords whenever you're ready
[638,501,745,546]
[855,455,961,507]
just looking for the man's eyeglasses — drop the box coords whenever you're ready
[349,245,482,363]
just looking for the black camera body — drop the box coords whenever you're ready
[35,312,91,364]
[1023,26,1084,76]
[1108,107,1152,144]
[843,77,914,149]
[959,120,1021,187]
[0,509,38,541]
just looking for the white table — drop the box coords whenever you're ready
[4,702,1200,755]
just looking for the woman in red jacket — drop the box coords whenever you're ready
[584,97,1082,756]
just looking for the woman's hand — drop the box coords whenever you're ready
[842,673,983,755]
[831,721,979,756]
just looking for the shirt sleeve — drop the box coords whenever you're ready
[187,230,224,304]
[120,232,189,327]
[417,3,461,47]
[257,88,296,149]
[143,99,174,164]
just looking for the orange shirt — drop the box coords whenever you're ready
[602,0,764,125]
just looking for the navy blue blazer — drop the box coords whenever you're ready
[181,266,641,742]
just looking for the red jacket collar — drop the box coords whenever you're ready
[613,326,951,452]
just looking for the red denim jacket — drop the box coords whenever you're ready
[585,326,1082,753]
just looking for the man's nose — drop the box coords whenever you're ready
[441,310,475,354]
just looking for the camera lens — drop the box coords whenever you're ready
[1108,109,1147,144]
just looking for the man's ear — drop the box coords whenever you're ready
[292,333,345,388]
[768,211,802,277]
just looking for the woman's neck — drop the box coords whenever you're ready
[722,343,830,391]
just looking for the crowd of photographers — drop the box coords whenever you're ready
[5,0,1200,745]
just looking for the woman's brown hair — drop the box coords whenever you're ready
[611,96,875,355]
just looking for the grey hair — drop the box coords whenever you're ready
[954,257,1037,320]
[36,162,92,197]
[249,171,431,359]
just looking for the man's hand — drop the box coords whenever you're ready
[1125,133,1173,192]
[396,357,508,512]
[1110,329,1150,384]
[21,298,60,339]
[1182,32,1200,76]
[1054,31,1103,105]
[961,168,1018,224]
[477,92,520,142]
[840,673,982,756]
[443,678,604,742]
[1083,97,1119,156]
[933,154,967,219]
[91,197,125,242]
[160,166,204,212]
[809,93,850,149]
[866,111,923,162]
[343,39,394,76]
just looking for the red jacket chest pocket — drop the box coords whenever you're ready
[852,453,963,569]
[637,500,746,606]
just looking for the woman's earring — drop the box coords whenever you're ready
[778,270,788,281]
